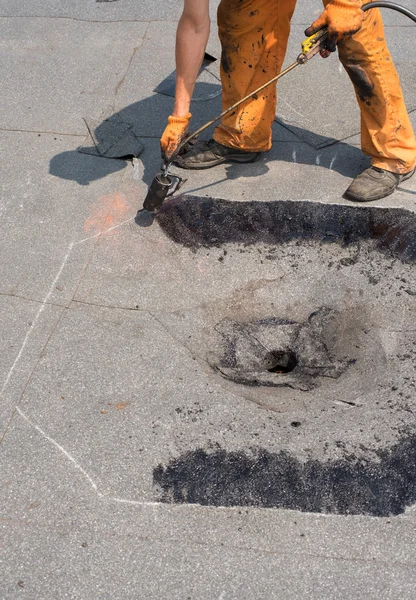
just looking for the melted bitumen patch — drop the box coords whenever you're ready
[154,196,416,516]
[154,434,416,516]
[156,196,416,263]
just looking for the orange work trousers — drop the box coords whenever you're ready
[213,0,416,174]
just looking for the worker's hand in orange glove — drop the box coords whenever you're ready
[305,0,364,53]
[160,112,192,161]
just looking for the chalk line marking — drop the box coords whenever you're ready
[279,97,311,122]
[16,407,160,507]
[74,216,135,246]
[0,245,71,398]
[0,217,135,401]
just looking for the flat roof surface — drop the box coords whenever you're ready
[1,1,416,598]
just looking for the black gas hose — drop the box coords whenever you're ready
[362,1,416,22]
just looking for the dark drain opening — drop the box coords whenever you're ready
[265,350,298,374]
[212,311,350,389]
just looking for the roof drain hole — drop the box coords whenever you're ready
[265,350,298,374]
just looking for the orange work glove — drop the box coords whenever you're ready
[160,113,192,160]
[305,0,364,53]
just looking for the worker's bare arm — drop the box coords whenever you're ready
[174,0,211,116]
[160,0,210,159]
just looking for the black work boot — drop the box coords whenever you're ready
[173,139,262,170]
[343,166,416,202]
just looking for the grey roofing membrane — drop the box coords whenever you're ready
[1,1,416,599]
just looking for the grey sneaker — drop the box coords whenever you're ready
[173,139,262,170]
[343,166,415,202]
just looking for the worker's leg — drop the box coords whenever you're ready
[334,0,416,174]
[213,0,297,152]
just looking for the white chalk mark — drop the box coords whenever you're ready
[110,497,160,507]
[0,212,140,414]
[0,244,73,398]
[132,157,141,181]
[16,407,98,492]
[278,97,312,122]
[292,149,297,163]
[16,407,160,507]
[329,154,337,171]
[315,154,321,166]
[74,216,136,246]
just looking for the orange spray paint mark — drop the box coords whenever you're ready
[84,191,132,237]
[115,401,130,411]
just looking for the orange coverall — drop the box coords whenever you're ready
[213,0,416,174]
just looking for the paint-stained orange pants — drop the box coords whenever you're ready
[213,0,416,174]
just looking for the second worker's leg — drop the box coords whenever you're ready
[335,1,416,201]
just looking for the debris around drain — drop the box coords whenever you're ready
[210,308,351,391]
